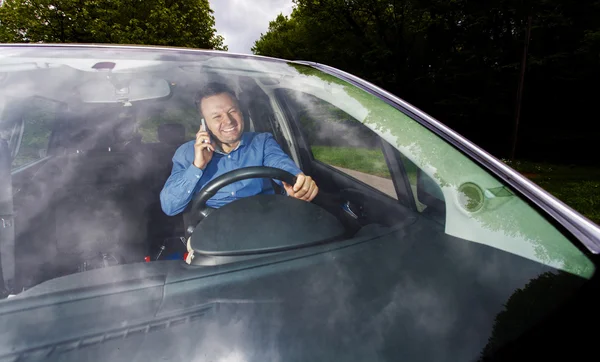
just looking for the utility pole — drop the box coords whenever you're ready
[510,14,533,161]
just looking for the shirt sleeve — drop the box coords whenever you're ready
[160,144,203,216]
[262,133,302,178]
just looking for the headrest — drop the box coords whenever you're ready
[236,91,253,132]
[158,123,185,145]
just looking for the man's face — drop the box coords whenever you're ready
[200,92,244,145]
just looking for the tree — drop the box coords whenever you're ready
[0,0,227,50]
[479,270,588,361]
[253,0,600,163]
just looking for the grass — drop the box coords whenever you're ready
[311,146,600,225]
[505,160,600,225]
[311,146,392,179]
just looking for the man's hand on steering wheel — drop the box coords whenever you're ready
[283,173,319,202]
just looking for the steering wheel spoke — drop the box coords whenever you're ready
[200,205,215,219]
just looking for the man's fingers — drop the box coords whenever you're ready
[307,185,319,202]
[196,130,209,138]
[196,131,211,142]
[195,142,214,154]
[291,178,316,200]
[198,143,214,153]
[293,174,306,192]
[299,184,314,200]
[287,174,318,201]
[295,183,311,199]
[282,181,295,196]
[195,134,213,148]
[302,180,317,201]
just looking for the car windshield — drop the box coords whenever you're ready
[0,45,595,361]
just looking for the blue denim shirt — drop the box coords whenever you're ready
[160,132,301,216]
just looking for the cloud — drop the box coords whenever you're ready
[209,0,294,54]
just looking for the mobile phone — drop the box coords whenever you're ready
[200,118,211,147]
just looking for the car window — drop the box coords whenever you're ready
[282,89,397,200]
[399,153,446,222]
[11,98,59,170]
[282,65,593,276]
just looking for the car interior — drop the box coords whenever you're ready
[3,72,436,289]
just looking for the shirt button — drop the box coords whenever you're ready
[187,190,191,194]
[228,155,231,159]
[196,175,200,179]
[231,191,235,196]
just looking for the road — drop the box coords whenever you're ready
[333,166,398,199]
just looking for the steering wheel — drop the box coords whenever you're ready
[186,166,297,234]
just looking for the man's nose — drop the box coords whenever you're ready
[225,113,236,124]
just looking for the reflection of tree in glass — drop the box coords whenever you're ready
[479,271,586,361]
[137,97,198,143]
[284,89,380,149]
[286,63,593,277]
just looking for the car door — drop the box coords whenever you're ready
[275,89,418,232]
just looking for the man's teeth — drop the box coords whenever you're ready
[223,127,235,132]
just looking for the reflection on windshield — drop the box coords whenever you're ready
[0,47,595,362]
[286,64,593,278]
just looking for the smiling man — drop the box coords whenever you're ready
[160,82,318,216]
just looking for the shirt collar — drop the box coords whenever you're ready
[213,132,247,155]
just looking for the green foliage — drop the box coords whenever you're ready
[138,99,199,143]
[0,0,227,50]
[281,64,593,275]
[481,271,585,359]
[11,98,58,169]
[253,0,600,163]
[507,160,600,225]
[311,146,391,179]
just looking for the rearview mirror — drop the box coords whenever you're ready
[77,77,171,103]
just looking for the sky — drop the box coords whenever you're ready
[209,0,294,54]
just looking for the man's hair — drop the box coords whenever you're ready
[194,82,238,115]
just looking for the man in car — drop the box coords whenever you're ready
[160,82,319,217]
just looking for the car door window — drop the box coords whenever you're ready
[11,98,59,170]
[278,65,593,277]
[282,89,397,200]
